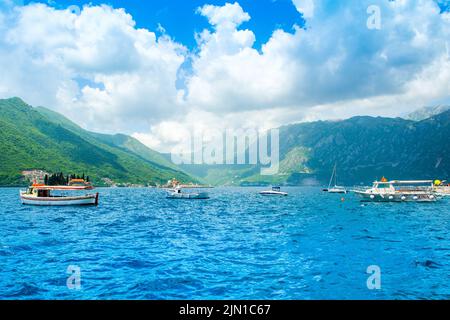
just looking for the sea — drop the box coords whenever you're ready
[0,187,448,300]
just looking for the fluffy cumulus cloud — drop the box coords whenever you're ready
[0,4,186,133]
[186,0,450,115]
[0,1,449,152]
[186,2,299,114]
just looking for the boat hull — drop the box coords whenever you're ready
[435,186,450,196]
[259,191,288,196]
[354,191,438,203]
[166,192,210,200]
[328,188,347,194]
[20,193,99,206]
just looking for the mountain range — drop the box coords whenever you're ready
[0,97,449,186]
[181,110,450,186]
[0,97,195,186]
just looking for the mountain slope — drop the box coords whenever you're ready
[181,112,450,186]
[35,106,183,172]
[0,98,195,186]
[405,105,450,121]
[278,113,449,184]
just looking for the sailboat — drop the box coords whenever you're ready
[323,164,347,194]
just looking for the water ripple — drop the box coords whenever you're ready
[0,187,449,300]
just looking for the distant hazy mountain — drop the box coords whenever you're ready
[0,98,195,186]
[181,111,450,186]
[3,97,448,187]
[405,105,450,121]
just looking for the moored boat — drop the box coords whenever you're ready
[259,186,288,196]
[327,186,348,194]
[166,187,210,200]
[20,183,99,206]
[353,179,440,203]
[433,180,450,197]
[324,164,347,194]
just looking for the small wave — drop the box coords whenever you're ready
[5,283,45,298]
[12,244,33,252]
[414,260,442,269]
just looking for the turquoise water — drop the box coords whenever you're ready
[0,187,448,300]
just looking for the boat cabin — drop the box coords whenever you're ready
[370,180,434,193]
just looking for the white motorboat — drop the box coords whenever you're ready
[259,186,288,196]
[324,164,347,194]
[353,179,440,203]
[166,187,210,200]
[20,183,99,206]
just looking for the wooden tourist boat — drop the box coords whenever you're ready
[20,183,99,206]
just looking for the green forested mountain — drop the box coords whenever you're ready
[181,111,450,186]
[34,106,183,173]
[0,98,195,186]
[2,97,448,187]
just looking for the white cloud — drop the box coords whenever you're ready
[186,3,300,113]
[0,4,186,133]
[292,0,315,18]
[197,2,250,28]
[0,1,449,153]
[185,0,450,116]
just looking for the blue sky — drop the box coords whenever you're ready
[1,0,450,151]
[24,0,305,49]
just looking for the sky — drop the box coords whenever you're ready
[0,0,449,152]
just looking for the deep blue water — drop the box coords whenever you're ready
[0,187,448,300]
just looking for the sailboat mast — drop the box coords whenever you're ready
[328,164,336,189]
[335,164,338,187]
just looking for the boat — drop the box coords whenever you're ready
[259,186,288,196]
[353,179,440,202]
[162,178,214,190]
[166,187,210,200]
[433,180,450,197]
[20,183,99,206]
[324,164,347,194]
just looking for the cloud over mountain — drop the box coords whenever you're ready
[0,1,449,152]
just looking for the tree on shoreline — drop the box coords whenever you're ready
[44,172,88,185]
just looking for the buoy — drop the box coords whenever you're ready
[413,196,418,200]
[401,196,406,201]
[389,196,394,200]
[370,195,375,199]
[429,195,435,199]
